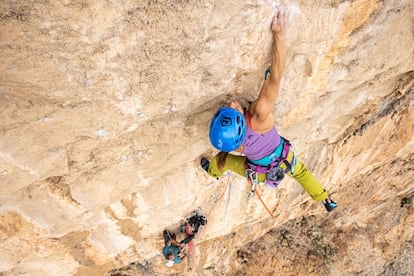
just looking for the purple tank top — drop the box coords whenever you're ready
[242,113,281,160]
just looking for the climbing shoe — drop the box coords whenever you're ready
[264,67,271,80]
[200,157,210,172]
[323,198,338,212]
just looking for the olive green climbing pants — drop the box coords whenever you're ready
[205,150,328,201]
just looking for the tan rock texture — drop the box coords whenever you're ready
[0,0,413,275]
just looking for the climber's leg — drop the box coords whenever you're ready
[202,153,246,178]
[180,234,194,245]
[292,160,328,201]
[280,151,328,201]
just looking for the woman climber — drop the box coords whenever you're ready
[201,6,337,212]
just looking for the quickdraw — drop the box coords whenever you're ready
[246,170,275,219]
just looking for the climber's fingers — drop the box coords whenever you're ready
[272,5,289,38]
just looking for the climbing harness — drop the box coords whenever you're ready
[246,137,296,189]
[244,136,298,218]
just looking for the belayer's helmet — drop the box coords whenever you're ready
[165,260,174,267]
[209,107,246,152]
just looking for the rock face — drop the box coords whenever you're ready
[0,0,413,275]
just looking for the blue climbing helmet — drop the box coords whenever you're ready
[209,107,246,152]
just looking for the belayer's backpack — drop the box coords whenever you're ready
[185,215,207,233]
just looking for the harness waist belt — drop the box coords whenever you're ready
[248,137,287,166]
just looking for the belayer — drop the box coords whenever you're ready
[162,229,194,267]
[162,211,207,267]
[201,5,337,212]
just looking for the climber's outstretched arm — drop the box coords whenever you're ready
[250,6,288,126]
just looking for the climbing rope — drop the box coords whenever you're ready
[205,172,232,218]
[175,172,233,271]
[205,171,275,222]
[247,177,275,219]
[193,172,232,248]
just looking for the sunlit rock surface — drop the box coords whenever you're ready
[0,0,413,275]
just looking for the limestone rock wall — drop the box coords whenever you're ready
[0,0,413,275]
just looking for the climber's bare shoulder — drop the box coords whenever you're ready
[248,103,275,133]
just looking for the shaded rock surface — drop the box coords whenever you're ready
[0,0,413,275]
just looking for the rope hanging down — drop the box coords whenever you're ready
[195,171,274,257]
[192,173,232,247]
[204,172,275,220]
[247,177,275,219]
[205,172,232,218]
